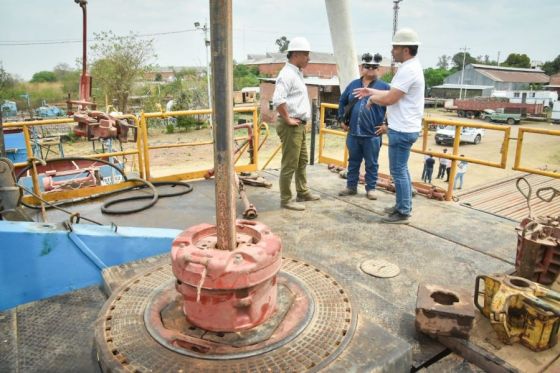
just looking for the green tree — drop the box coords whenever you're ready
[90,31,156,112]
[52,63,81,98]
[233,63,259,90]
[381,71,394,83]
[542,55,560,75]
[451,52,478,70]
[424,68,452,90]
[30,71,57,83]
[0,62,18,100]
[275,36,289,53]
[436,55,451,70]
[502,53,531,68]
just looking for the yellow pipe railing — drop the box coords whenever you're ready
[318,103,347,168]
[317,104,512,201]
[140,107,260,182]
[3,115,144,207]
[513,127,560,178]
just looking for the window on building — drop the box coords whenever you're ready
[514,93,520,98]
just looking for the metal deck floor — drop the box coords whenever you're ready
[1,165,519,372]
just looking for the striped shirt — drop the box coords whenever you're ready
[272,62,311,121]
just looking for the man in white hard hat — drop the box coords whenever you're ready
[272,36,321,211]
[353,28,425,224]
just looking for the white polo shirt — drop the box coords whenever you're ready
[272,63,311,121]
[387,57,425,133]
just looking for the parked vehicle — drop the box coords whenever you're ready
[480,109,521,125]
[435,126,484,145]
[453,98,543,118]
[552,102,560,124]
[1,100,18,118]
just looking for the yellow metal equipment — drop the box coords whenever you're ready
[475,274,560,351]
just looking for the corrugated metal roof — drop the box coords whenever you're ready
[458,174,560,221]
[473,66,550,84]
[471,64,545,73]
[432,84,494,90]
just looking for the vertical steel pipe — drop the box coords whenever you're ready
[210,0,236,251]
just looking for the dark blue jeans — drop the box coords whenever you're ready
[346,135,381,191]
[388,128,419,215]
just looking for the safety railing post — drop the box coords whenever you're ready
[140,112,151,180]
[446,126,462,201]
[252,107,259,169]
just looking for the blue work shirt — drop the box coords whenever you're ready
[338,78,390,137]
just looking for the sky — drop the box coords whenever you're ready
[1,0,558,80]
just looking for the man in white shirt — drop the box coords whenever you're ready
[353,28,424,224]
[272,37,320,211]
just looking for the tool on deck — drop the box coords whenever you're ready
[515,177,560,285]
[475,274,560,351]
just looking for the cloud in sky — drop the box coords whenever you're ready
[1,0,558,79]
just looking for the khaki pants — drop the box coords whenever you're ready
[276,118,309,204]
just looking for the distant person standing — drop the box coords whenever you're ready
[423,155,435,183]
[454,156,468,190]
[436,148,448,179]
[272,36,320,211]
[421,148,432,181]
[353,28,425,224]
[337,52,390,200]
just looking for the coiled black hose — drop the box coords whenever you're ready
[16,157,193,215]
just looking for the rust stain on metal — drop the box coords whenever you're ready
[415,283,474,339]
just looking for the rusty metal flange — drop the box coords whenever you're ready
[94,258,356,372]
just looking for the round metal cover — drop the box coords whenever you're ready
[95,258,356,372]
[361,259,400,278]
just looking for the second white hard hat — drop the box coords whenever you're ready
[392,28,421,46]
[287,37,311,52]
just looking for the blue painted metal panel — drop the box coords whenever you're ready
[4,132,27,163]
[0,221,181,311]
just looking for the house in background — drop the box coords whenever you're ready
[443,64,550,93]
[243,52,392,79]
[545,72,560,95]
[429,84,494,99]
[259,76,341,125]
[244,52,391,123]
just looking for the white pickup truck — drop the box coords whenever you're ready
[435,126,484,145]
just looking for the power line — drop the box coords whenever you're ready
[0,28,198,46]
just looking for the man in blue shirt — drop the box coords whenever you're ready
[338,53,390,200]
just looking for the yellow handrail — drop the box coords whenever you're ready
[513,127,560,178]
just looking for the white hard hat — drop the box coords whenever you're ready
[287,37,311,52]
[392,28,421,46]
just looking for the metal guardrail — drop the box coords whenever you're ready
[2,107,261,207]
[3,115,143,206]
[513,127,560,179]
[316,103,560,201]
[139,106,260,182]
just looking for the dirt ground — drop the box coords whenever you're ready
[58,109,559,193]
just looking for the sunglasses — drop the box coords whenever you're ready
[362,64,378,70]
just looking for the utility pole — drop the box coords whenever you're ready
[458,45,469,100]
[195,21,213,129]
[391,0,403,71]
[497,51,501,67]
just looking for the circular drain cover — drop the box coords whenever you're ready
[361,259,400,278]
[95,258,356,372]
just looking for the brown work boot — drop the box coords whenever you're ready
[281,201,306,211]
[338,188,357,197]
[296,193,321,202]
[366,190,377,200]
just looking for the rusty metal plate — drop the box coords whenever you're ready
[361,259,400,278]
[95,258,356,372]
